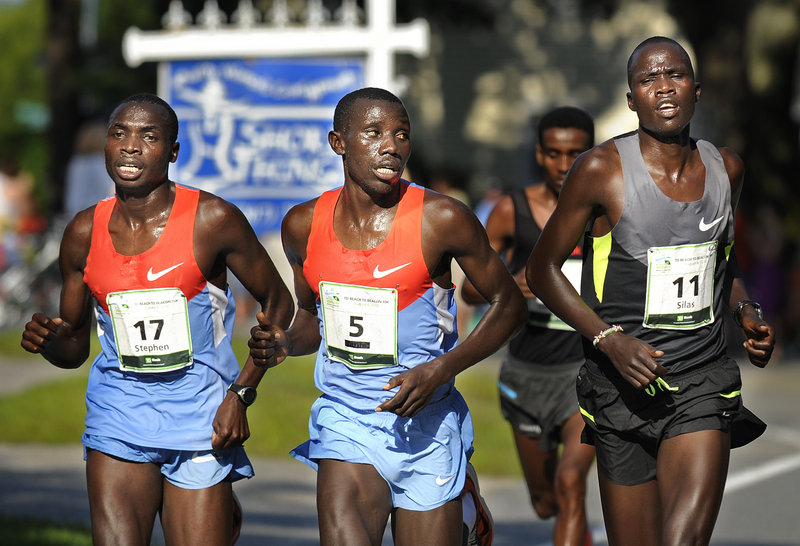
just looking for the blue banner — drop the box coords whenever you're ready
[162,58,365,233]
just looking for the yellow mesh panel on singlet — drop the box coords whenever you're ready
[592,232,612,303]
[725,241,734,261]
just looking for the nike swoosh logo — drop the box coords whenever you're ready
[189,453,218,464]
[373,262,412,279]
[698,216,723,231]
[146,263,184,281]
[435,474,455,486]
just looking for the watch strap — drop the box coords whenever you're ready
[229,383,257,406]
[733,300,762,327]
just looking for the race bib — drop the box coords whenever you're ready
[319,281,398,370]
[528,257,581,331]
[644,242,716,329]
[107,288,193,372]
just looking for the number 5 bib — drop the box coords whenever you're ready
[319,281,398,370]
[107,288,193,372]
[644,241,717,329]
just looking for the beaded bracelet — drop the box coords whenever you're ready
[593,324,623,348]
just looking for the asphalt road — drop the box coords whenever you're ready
[1,356,799,545]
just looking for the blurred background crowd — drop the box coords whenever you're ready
[1,0,799,358]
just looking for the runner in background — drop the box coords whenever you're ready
[461,106,596,545]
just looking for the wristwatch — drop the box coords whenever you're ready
[229,383,257,406]
[733,300,763,327]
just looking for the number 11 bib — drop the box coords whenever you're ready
[644,241,717,329]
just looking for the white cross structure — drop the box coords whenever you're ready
[122,0,430,92]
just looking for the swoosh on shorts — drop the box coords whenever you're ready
[189,453,218,464]
[373,262,412,279]
[435,474,455,486]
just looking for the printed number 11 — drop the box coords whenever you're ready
[673,275,699,298]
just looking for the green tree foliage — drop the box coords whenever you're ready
[0,0,47,192]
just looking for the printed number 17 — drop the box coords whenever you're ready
[133,319,164,340]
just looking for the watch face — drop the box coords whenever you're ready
[240,387,257,405]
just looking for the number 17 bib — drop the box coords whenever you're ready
[644,241,717,329]
[107,288,193,372]
[319,281,398,370]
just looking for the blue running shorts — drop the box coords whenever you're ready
[291,389,474,511]
[82,433,254,489]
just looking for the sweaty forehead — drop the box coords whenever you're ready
[349,99,408,126]
[111,102,169,127]
[633,43,691,74]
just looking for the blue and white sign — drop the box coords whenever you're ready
[161,58,365,233]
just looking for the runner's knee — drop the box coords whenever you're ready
[661,522,712,546]
[554,464,588,503]
[530,491,558,519]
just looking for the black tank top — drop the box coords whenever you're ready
[507,188,584,365]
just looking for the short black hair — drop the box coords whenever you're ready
[112,93,179,144]
[537,106,594,145]
[333,87,405,133]
[627,36,694,89]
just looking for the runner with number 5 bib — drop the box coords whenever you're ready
[248,87,525,545]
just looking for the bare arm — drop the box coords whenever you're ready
[197,192,294,330]
[278,203,326,356]
[20,210,94,369]
[729,275,774,367]
[197,194,295,450]
[526,144,667,388]
[248,201,323,369]
[377,194,526,416]
[197,195,293,382]
[446,198,527,373]
[459,195,533,303]
[720,147,774,367]
[526,147,619,340]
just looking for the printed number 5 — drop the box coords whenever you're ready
[349,316,364,337]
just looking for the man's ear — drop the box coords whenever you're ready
[170,141,180,162]
[626,91,636,112]
[328,130,345,156]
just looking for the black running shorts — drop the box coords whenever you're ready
[576,356,765,485]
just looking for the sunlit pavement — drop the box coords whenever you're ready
[1,357,799,545]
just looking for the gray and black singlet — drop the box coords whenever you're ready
[581,132,736,376]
